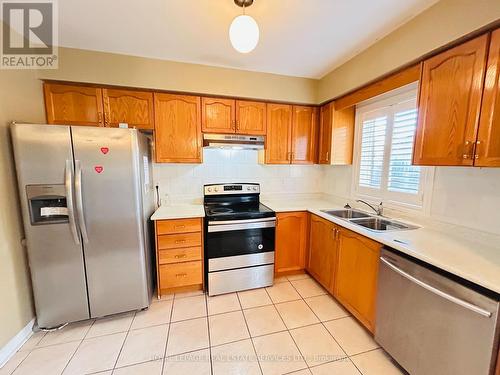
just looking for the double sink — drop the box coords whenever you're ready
[321,209,419,232]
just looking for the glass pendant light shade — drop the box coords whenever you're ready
[229,14,259,53]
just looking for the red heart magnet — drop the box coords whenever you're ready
[94,166,103,174]
[100,147,109,155]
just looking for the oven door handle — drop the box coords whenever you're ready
[208,217,276,226]
[208,220,276,233]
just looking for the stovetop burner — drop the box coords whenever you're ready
[210,207,234,214]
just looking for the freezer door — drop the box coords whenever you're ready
[11,123,90,328]
[71,126,150,317]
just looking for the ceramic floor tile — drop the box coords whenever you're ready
[253,331,307,375]
[163,349,211,375]
[351,349,405,375]
[304,295,349,322]
[324,317,378,356]
[37,320,93,347]
[174,290,205,299]
[275,300,319,329]
[273,276,288,284]
[86,312,134,339]
[209,311,249,347]
[154,292,174,302]
[290,324,346,367]
[12,341,79,375]
[18,330,46,352]
[113,360,163,375]
[310,358,361,375]
[207,293,241,316]
[116,324,168,367]
[266,282,301,304]
[0,351,29,375]
[211,339,261,375]
[238,288,272,309]
[166,317,209,356]
[63,332,126,374]
[290,278,327,298]
[170,295,207,322]
[243,305,286,337]
[287,370,312,375]
[286,273,311,281]
[131,300,172,330]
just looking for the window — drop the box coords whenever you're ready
[353,87,430,209]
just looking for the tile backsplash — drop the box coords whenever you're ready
[153,149,324,203]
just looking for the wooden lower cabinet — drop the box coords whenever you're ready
[307,214,337,291]
[334,227,382,333]
[275,212,308,275]
[155,218,203,297]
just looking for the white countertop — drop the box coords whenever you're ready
[150,204,205,220]
[262,197,500,295]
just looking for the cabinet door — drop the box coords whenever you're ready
[102,89,154,129]
[265,104,292,164]
[236,100,267,135]
[331,107,355,165]
[414,35,488,166]
[334,228,381,333]
[318,102,333,164]
[201,97,236,134]
[476,29,500,167]
[154,93,202,163]
[291,106,318,164]
[44,83,104,126]
[307,214,337,291]
[275,212,308,274]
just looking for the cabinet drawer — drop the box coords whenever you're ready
[157,232,202,249]
[157,218,202,234]
[159,261,202,289]
[158,247,202,264]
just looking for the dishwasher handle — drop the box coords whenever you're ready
[380,257,492,318]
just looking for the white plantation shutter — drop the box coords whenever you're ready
[359,114,387,189]
[355,91,426,208]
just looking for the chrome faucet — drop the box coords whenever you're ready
[356,200,383,216]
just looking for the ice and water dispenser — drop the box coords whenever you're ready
[26,184,69,225]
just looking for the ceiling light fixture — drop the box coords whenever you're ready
[229,0,259,54]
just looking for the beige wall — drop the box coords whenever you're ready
[0,69,45,348]
[317,0,500,102]
[38,48,318,104]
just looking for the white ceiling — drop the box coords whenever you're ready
[58,0,438,79]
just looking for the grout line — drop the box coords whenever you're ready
[235,292,263,375]
[160,289,176,375]
[203,293,214,375]
[59,319,97,375]
[110,311,137,373]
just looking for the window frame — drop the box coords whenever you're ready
[351,85,434,213]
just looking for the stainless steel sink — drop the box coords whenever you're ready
[321,209,371,219]
[350,217,419,232]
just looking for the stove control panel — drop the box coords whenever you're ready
[204,183,260,195]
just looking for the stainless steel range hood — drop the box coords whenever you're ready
[203,134,264,150]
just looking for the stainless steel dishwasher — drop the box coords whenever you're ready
[375,248,500,375]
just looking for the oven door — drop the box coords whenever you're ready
[206,217,275,261]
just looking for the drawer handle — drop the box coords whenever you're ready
[175,254,187,259]
[174,225,186,229]
[175,273,187,278]
[175,239,187,244]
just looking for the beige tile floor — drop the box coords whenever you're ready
[1,274,406,375]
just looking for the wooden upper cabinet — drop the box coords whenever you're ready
[477,28,500,167]
[275,212,308,275]
[334,227,381,333]
[102,88,154,129]
[414,35,489,166]
[318,103,333,164]
[44,82,104,126]
[265,104,292,164]
[201,97,236,134]
[154,93,202,163]
[307,214,337,291]
[291,106,318,164]
[318,102,354,165]
[236,100,267,135]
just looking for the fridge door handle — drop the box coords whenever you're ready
[75,160,89,244]
[65,160,80,245]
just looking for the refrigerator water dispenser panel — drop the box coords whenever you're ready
[26,184,69,225]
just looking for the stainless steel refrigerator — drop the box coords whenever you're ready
[11,123,155,328]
